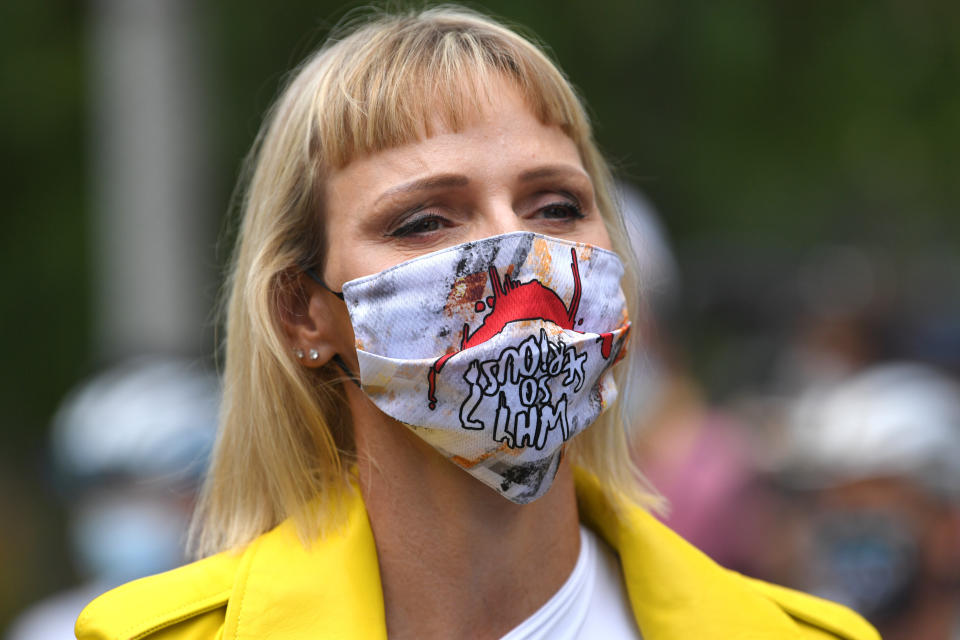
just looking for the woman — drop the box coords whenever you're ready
[77,7,879,639]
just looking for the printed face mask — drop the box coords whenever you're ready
[340,231,631,503]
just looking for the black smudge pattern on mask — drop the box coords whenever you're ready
[497,454,559,501]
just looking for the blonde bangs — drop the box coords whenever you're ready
[302,7,589,170]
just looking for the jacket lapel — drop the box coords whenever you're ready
[575,467,803,639]
[223,490,387,639]
[224,470,805,639]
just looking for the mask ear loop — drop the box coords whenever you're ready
[330,355,361,389]
[305,268,344,300]
[304,268,361,389]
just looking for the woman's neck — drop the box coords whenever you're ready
[349,390,582,640]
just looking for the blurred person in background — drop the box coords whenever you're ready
[5,358,218,640]
[620,182,773,576]
[75,7,877,639]
[776,362,960,639]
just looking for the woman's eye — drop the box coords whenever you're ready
[538,201,584,221]
[389,214,447,238]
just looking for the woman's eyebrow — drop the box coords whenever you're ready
[518,165,588,182]
[374,174,470,204]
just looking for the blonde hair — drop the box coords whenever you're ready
[191,5,658,558]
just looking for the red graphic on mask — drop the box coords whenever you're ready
[428,247,618,409]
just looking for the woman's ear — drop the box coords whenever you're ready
[277,271,351,368]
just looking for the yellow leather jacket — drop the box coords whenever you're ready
[76,470,879,639]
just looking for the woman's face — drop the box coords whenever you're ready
[321,78,613,290]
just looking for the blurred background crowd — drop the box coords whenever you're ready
[2,1,958,638]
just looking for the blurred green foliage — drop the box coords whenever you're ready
[1,0,957,624]
[1,1,90,448]
[0,0,89,622]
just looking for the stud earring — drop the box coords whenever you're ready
[309,348,320,361]
[294,348,305,359]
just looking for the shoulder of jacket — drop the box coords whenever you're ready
[75,550,243,640]
[737,573,880,640]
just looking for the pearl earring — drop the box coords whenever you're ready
[309,348,320,361]
[294,348,305,359]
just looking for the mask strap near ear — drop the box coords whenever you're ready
[305,268,344,300]
[332,354,362,389]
